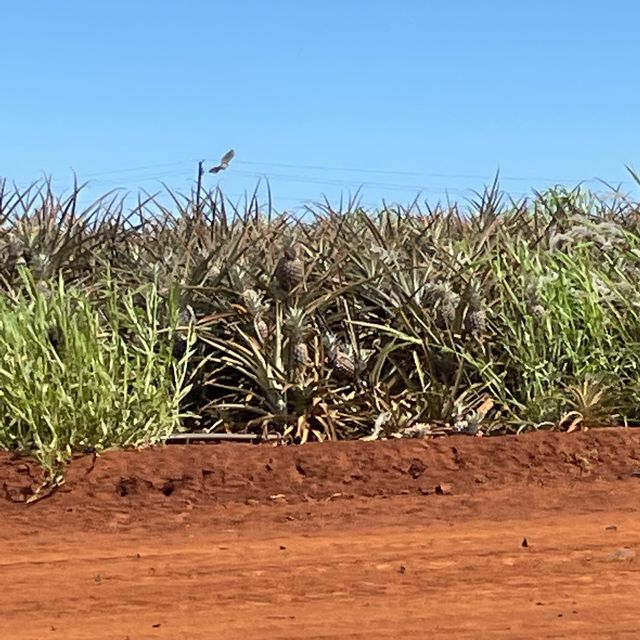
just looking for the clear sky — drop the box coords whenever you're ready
[1,1,638,212]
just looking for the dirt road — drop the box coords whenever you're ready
[1,429,640,639]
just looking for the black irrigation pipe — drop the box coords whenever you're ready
[165,432,283,445]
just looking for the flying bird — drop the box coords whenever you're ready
[209,149,235,174]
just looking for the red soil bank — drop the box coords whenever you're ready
[1,428,639,639]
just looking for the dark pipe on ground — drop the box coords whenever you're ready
[165,432,283,445]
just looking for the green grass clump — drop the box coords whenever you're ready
[0,271,195,494]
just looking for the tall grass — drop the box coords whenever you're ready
[0,269,195,495]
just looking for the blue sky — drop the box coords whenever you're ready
[1,1,638,211]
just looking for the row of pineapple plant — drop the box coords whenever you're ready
[1,170,640,469]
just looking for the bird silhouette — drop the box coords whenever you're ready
[209,149,235,174]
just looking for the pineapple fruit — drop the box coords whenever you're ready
[274,244,304,294]
[323,332,356,380]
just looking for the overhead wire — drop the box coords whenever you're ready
[232,159,636,187]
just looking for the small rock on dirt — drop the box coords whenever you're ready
[435,483,452,495]
[608,547,635,562]
[408,459,427,479]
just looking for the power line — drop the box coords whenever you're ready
[234,159,636,187]
[228,169,531,198]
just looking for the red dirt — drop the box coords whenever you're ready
[2,428,640,639]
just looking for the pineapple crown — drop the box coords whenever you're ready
[321,331,339,349]
[228,264,250,290]
[322,331,354,357]
[424,280,459,306]
[525,282,542,305]
[466,284,484,309]
[284,307,308,338]
[241,288,270,315]
[280,233,300,259]
[283,245,298,261]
